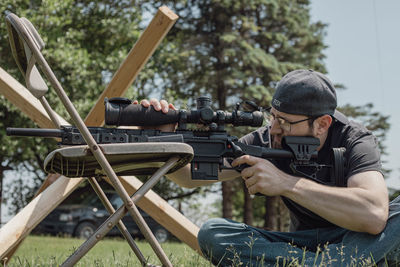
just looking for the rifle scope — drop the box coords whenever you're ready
[104,97,264,128]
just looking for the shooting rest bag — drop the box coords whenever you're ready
[44,142,193,178]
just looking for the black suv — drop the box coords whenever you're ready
[34,191,171,243]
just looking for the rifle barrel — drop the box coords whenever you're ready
[6,127,63,138]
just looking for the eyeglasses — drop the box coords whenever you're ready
[265,108,316,132]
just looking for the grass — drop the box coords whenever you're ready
[6,235,210,267]
[5,235,395,266]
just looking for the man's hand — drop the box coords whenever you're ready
[132,98,177,132]
[231,155,293,196]
[133,98,176,113]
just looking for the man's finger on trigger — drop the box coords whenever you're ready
[231,157,240,167]
[232,155,251,167]
[242,155,260,166]
[231,155,247,167]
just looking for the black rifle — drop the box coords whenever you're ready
[7,97,345,181]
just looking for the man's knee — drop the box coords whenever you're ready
[198,218,248,260]
[198,218,227,249]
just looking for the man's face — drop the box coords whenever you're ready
[268,107,315,149]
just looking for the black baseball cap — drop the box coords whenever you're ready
[271,69,337,118]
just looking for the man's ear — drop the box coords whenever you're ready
[313,115,332,136]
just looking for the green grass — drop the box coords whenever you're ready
[6,235,210,267]
[6,235,393,266]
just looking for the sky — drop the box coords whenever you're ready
[310,0,400,189]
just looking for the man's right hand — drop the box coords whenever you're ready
[132,98,177,132]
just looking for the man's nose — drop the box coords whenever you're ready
[269,119,282,135]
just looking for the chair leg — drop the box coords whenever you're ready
[61,156,179,267]
[88,177,147,265]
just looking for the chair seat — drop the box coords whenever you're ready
[44,142,193,178]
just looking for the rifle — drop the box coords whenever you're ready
[7,96,345,181]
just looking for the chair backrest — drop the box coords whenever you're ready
[5,13,48,98]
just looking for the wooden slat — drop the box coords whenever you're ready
[0,67,68,127]
[85,6,179,126]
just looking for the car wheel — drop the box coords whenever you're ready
[153,227,169,243]
[75,222,96,239]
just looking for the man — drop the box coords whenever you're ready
[139,69,400,266]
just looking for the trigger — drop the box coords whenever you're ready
[236,163,251,172]
[226,158,250,172]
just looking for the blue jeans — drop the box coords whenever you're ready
[198,196,400,266]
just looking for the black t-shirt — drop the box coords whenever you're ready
[239,111,382,231]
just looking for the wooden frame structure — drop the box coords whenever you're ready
[0,6,200,264]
